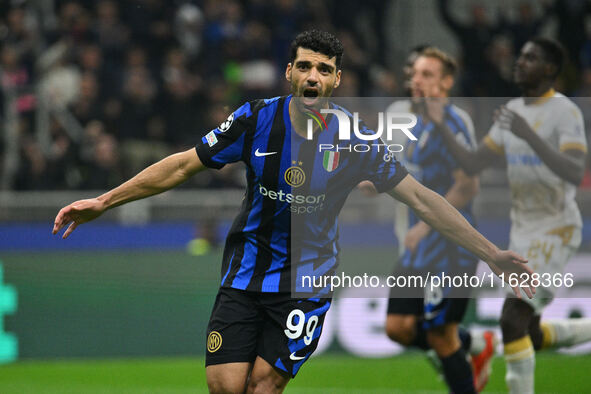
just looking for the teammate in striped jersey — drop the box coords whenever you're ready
[433,37,591,394]
[384,47,492,394]
[53,31,534,393]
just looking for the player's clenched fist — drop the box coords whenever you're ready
[52,198,106,239]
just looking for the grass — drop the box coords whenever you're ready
[2,250,591,392]
[1,353,590,393]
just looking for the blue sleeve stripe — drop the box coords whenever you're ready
[211,133,246,164]
[210,101,253,138]
[263,96,282,105]
[234,101,253,121]
[447,108,473,144]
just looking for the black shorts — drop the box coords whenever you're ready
[205,287,331,377]
[387,268,470,330]
[387,296,469,330]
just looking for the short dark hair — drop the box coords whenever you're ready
[289,30,344,69]
[529,37,565,79]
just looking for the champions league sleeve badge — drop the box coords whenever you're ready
[218,113,234,132]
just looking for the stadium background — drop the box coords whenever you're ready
[1,0,591,392]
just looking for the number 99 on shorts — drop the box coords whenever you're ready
[284,309,319,346]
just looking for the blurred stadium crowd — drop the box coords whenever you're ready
[1,0,590,191]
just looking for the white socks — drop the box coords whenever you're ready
[504,336,535,394]
[503,319,591,393]
[541,318,591,348]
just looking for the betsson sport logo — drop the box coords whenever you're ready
[305,109,418,162]
[258,184,325,215]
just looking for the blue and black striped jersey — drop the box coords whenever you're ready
[195,95,407,293]
[398,102,478,273]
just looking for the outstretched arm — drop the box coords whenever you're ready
[404,169,479,253]
[53,148,205,238]
[389,175,535,298]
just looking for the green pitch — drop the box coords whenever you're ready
[0,353,590,393]
[2,249,591,393]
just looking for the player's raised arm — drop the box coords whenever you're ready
[388,174,535,299]
[496,106,587,185]
[53,148,205,238]
[426,100,497,176]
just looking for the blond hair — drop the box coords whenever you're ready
[419,47,457,77]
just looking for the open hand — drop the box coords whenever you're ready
[486,249,536,299]
[494,106,533,141]
[52,198,105,238]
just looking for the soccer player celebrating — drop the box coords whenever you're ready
[431,37,591,394]
[53,30,533,394]
[384,47,494,394]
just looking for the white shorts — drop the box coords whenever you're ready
[508,225,581,313]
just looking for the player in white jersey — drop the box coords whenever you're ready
[432,37,591,394]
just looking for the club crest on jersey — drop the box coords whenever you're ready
[205,130,218,147]
[323,151,340,172]
[285,162,306,187]
[207,331,222,353]
[218,113,234,132]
